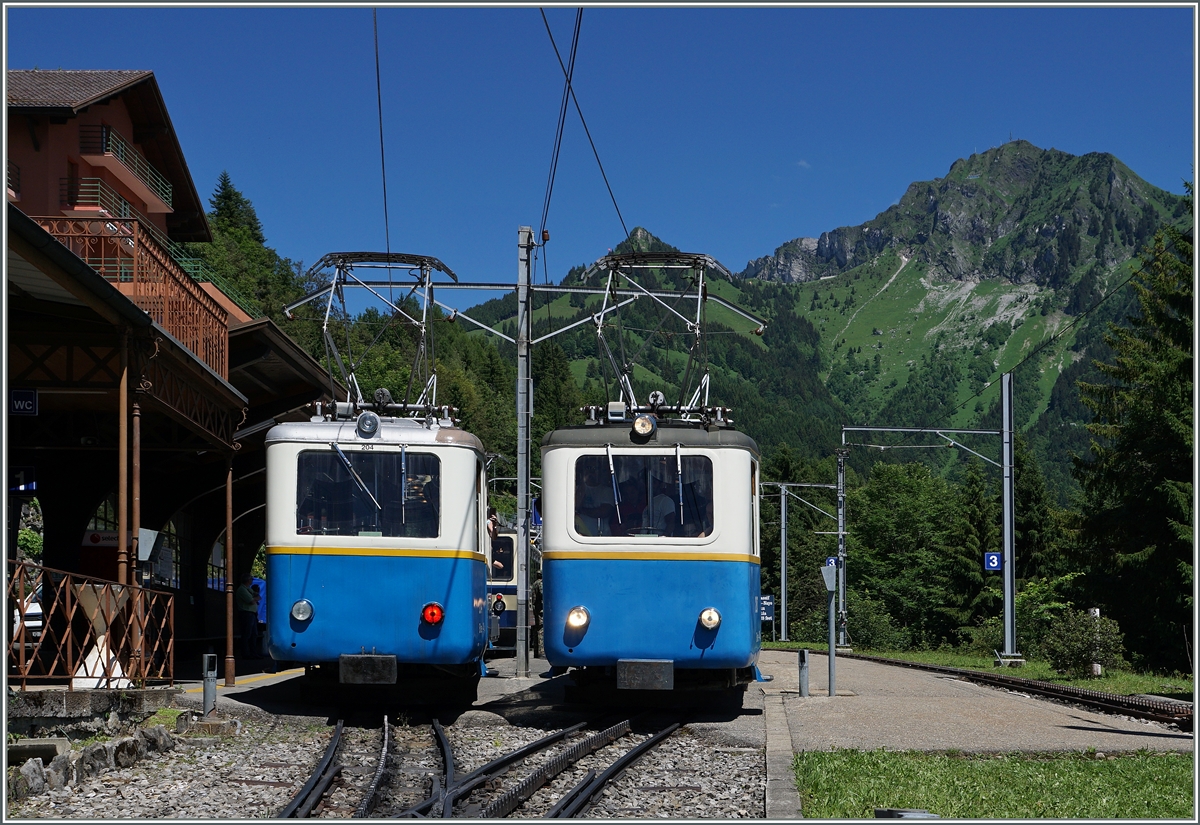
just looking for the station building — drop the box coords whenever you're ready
[6,69,336,685]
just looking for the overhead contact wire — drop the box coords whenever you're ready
[541,7,629,243]
[373,9,394,303]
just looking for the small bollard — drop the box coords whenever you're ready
[202,654,217,717]
[798,649,810,697]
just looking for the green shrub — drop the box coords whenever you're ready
[1043,609,1126,677]
[16,529,42,561]
[793,590,905,650]
[959,574,1080,659]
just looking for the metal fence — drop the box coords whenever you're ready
[6,560,175,690]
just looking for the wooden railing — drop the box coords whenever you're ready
[7,560,175,690]
[35,216,229,378]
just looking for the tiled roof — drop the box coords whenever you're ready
[7,69,154,110]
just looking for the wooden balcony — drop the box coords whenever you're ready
[34,215,229,378]
[79,124,173,213]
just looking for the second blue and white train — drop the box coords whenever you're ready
[540,402,763,691]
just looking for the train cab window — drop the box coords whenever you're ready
[490,535,514,582]
[573,454,713,538]
[296,450,441,538]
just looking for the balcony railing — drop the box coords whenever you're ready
[61,177,263,319]
[38,211,231,377]
[7,560,175,690]
[79,124,173,208]
[7,159,18,196]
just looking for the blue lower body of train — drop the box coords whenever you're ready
[266,551,487,667]
[542,557,760,673]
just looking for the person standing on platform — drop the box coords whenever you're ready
[235,574,258,659]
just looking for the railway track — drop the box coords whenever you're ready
[280,714,689,818]
[839,651,1193,731]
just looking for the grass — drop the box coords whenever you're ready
[143,707,185,729]
[794,748,1194,819]
[762,642,1194,698]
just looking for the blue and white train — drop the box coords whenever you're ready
[540,402,762,691]
[264,407,489,698]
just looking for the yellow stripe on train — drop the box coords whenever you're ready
[541,551,759,564]
[267,546,487,562]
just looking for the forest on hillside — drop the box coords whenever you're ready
[184,173,1193,676]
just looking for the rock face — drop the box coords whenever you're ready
[76,742,112,779]
[12,758,46,799]
[110,736,147,768]
[138,725,176,753]
[46,753,72,790]
[736,140,1186,286]
[9,725,181,800]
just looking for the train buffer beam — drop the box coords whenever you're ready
[339,654,398,684]
[617,659,674,690]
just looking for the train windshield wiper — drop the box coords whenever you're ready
[330,442,382,510]
[606,443,622,525]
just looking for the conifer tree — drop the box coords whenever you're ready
[184,173,304,327]
[1073,183,1193,672]
[209,170,265,244]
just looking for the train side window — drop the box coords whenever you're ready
[490,535,514,582]
[573,454,713,538]
[296,450,441,538]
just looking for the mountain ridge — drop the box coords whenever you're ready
[738,140,1185,288]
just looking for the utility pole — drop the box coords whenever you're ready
[1001,372,1017,659]
[780,489,788,642]
[515,227,533,678]
[836,448,849,647]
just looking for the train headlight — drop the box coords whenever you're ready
[699,607,722,630]
[422,602,445,625]
[357,411,380,438]
[291,599,314,622]
[632,414,657,437]
[566,606,590,629]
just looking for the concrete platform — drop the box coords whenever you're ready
[755,648,1193,754]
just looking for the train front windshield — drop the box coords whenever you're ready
[295,450,441,537]
[574,454,713,538]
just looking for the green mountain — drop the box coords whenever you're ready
[734,141,1189,499]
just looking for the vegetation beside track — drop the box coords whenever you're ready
[793,748,1194,819]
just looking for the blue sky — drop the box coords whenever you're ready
[6,4,1196,311]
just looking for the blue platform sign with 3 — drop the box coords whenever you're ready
[983,552,1002,572]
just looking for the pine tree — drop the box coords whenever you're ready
[1073,184,1193,672]
[209,171,265,244]
[956,459,1000,627]
[1014,435,1066,579]
[185,173,304,325]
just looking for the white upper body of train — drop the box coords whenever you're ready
[540,417,761,560]
[264,412,487,556]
